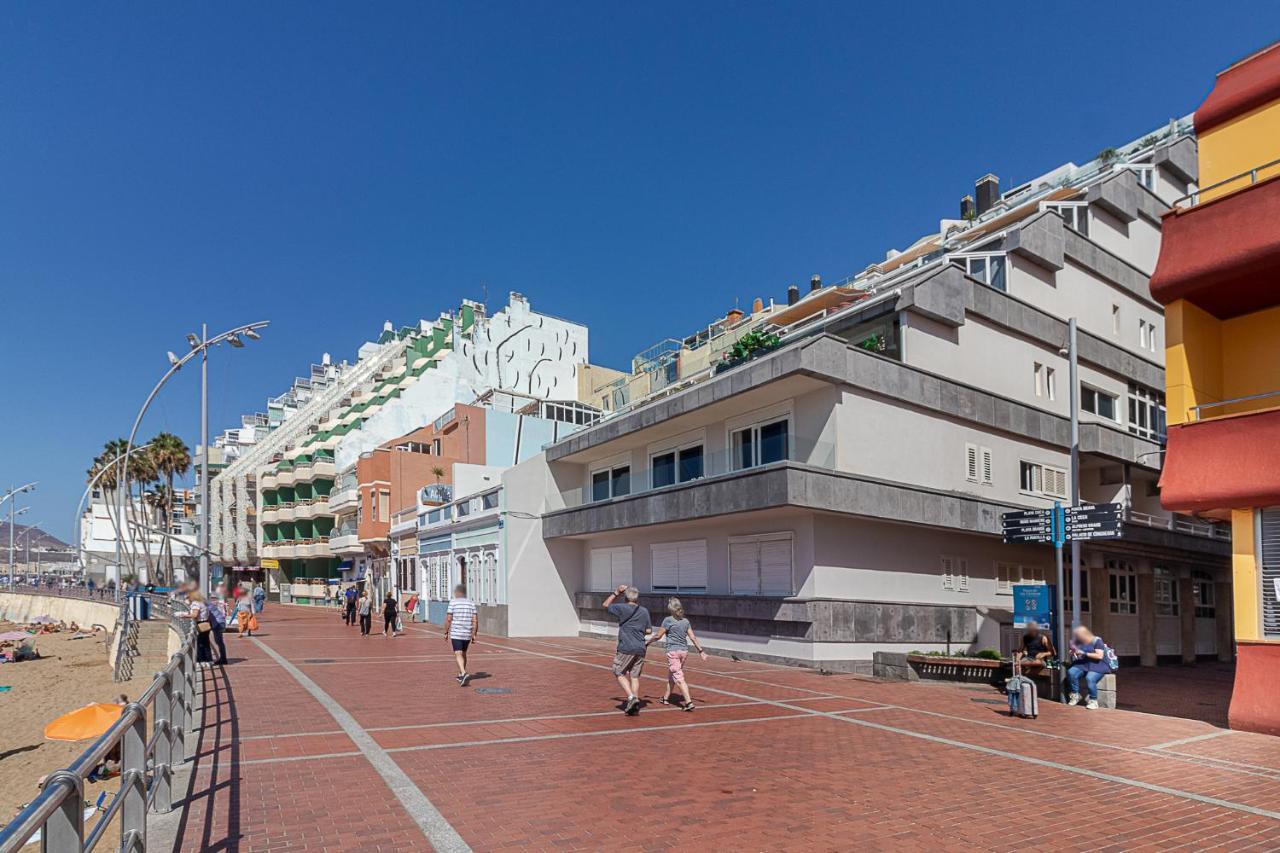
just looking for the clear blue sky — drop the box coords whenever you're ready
[1,2,1272,541]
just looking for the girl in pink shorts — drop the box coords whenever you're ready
[646,598,708,711]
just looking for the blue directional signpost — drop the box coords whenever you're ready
[1002,501,1123,702]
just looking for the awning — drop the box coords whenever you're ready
[1159,407,1280,512]
[337,560,353,570]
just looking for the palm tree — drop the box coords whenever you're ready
[147,433,191,586]
[432,466,445,484]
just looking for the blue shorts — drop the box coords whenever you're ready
[451,638,471,652]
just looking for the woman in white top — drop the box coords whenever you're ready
[187,589,213,665]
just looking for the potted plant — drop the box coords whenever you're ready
[715,330,782,374]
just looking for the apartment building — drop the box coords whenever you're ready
[413,395,598,630]
[496,118,1234,672]
[1150,42,1280,735]
[255,293,592,591]
[80,488,200,584]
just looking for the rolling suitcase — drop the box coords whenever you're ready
[1006,674,1039,719]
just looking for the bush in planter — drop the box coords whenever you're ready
[725,330,781,364]
[974,649,1002,660]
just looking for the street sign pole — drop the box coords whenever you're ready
[1053,500,1068,703]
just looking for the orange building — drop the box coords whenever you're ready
[1150,41,1280,735]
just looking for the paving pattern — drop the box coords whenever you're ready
[172,604,1280,852]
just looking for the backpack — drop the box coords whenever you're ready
[1102,641,1120,672]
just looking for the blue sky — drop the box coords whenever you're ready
[1,3,1273,541]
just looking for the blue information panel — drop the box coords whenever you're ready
[1013,583,1056,629]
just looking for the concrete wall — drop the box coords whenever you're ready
[0,593,123,666]
[502,454,582,636]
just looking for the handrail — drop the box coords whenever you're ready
[0,591,197,852]
[1174,156,1280,209]
[1191,388,1280,420]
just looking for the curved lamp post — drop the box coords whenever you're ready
[119,321,269,594]
[2,485,36,589]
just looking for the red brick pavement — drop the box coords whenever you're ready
[170,605,1280,852]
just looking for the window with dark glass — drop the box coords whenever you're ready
[732,419,790,469]
[652,452,677,489]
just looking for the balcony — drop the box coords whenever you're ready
[313,458,336,479]
[275,501,297,522]
[1123,508,1230,541]
[328,487,359,514]
[259,469,278,490]
[390,506,419,538]
[260,505,280,524]
[1150,164,1280,319]
[328,524,362,555]
[1159,405,1280,513]
[293,497,331,520]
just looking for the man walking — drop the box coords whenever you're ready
[603,585,651,715]
[344,585,357,626]
[444,585,478,686]
[357,588,373,636]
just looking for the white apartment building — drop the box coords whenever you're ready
[495,118,1234,671]
[80,490,199,585]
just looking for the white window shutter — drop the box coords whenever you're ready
[651,543,680,590]
[981,448,993,484]
[588,549,610,592]
[611,547,633,589]
[996,562,1011,594]
[941,556,955,591]
[730,542,759,595]
[678,541,708,590]
[758,538,794,595]
[957,560,970,593]
[965,444,978,482]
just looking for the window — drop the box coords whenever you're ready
[1081,386,1118,420]
[941,555,969,593]
[959,254,1007,291]
[1112,304,1120,336]
[651,445,705,489]
[456,500,470,518]
[378,490,390,522]
[1035,364,1056,401]
[1128,382,1167,442]
[650,540,708,592]
[588,546,633,592]
[731,418,789,470]
[1131,164,1156,191]
[1108,559,1137,614]
[1192,570,1215,618]
[481,490,500,511]
[729,532,793,595]
[1139,319,1149,350]
[1153,566,1179,616]
[432,439,441,456]
[590,465,631,502]
[1063,568,1091,613]
[965,444,993,485]
[1043,202,1089,237]
[995,562,1046,594]
[1020,461,1067,498]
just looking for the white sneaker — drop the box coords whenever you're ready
[1085,698,1099,710]
[1067,693,1081,706]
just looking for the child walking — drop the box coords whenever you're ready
[646,598,708,711]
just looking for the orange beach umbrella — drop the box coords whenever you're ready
[44,703,124,742]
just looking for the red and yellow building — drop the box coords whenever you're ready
[1151,41,1280,735]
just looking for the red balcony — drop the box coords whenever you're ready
[1159,406,1280,512]
[1149,171,1280,319]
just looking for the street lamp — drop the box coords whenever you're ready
[2,485,36,589]
[73,442,153,597]
[16,523,42,580]
[119,321,269,596]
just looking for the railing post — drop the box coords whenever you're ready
[40,771,83,853]
[120,703,147,851]
[152,670,173,814]
[172,654,187,764]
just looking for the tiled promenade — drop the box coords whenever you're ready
[168,604,1280,851]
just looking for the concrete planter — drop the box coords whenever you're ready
[906,653,1004,685]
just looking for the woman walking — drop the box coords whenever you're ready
[382,593,399,639]
[645,598,708,711]
[235,589,256,638]
[357,589,373,636]
[187,588,213,667]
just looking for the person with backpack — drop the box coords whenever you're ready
[209,584,230,665]
[344,585,358,626]
[1066,625,1113,710]
[602,585,652,715]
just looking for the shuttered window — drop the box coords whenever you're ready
[650,540,707,592]
[941,555,969,592]
[728,533,793,596]
[588,546,633,592]
[1261,508,1280,638]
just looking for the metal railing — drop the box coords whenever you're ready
[1190,389,1280,421]
[112,597,137,682]
[1124,508,1231,541]
[0,593,197,852]
[1174,156,1280,209]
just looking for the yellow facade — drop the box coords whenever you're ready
[1231,510,1261,641]
[1198,100,1280,199]
[1164,299,1280,425]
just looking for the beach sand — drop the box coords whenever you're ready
[0,623,123,828]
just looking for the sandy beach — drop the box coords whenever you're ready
[0,623,123,827]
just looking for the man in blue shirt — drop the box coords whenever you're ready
[602,585,651,715]
[1066,625,1111,710]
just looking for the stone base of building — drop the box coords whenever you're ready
[1229,640,1280,736]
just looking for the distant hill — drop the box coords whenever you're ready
[0,523,71,551]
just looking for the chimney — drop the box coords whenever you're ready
[787,285,800,306]
[726,307,744,325]
[810,275,822,292]
[960,194,976,220]
[975,174,999,215]
[751,297,764,314]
